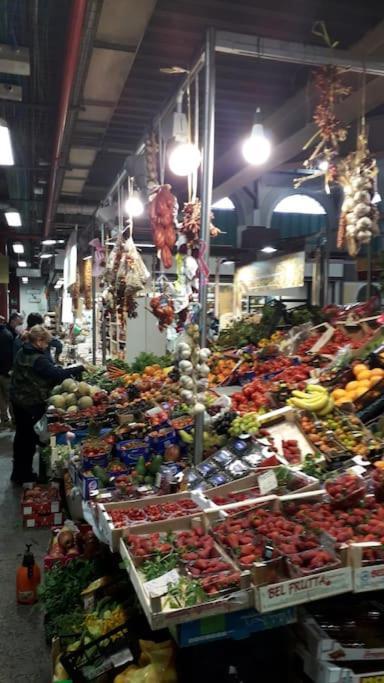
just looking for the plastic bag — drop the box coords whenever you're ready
[114,639,177,683]
[33,414,49,443]
[124,237,150,293]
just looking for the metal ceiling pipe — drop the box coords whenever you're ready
[43,0,87,238]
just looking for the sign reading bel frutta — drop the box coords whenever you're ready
[235,251,305,295]
[255,567,352,612]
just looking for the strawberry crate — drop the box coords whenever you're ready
[205,467,320,506]
[22,482,61,516]
[204,493,351,612]
[119,515,253,630]
[98,491,205,552]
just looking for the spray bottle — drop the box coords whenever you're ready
[16,544,41,604]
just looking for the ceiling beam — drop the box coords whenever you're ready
[213,20,384,201]
[94,39,136,53]
[216,30,384,76]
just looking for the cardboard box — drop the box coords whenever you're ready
[299,644,384,683]
[299,613,384,662]
[21,482,61,516]
[23,511,63,528]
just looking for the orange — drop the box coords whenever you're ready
[355,386,368,398]
[332,388,346,399]
[353,363,368,377]
[371,367,384,377]
[356,370,371,381]
[370,376,382,386]
[346,381,359,391]
[356,379,370,388]
[345,390,357,401]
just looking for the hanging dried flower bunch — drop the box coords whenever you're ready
[180,199,221,248]
[145,131,159,190]
[294,23,351,190]
[294,64,351,189]
[337,134,379,256]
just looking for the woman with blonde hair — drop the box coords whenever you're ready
[10,325,84,484]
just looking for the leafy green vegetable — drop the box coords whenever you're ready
[166,577,207,609]
[130,352,172,373]
[39,559,98,621]
[141,553,179,581]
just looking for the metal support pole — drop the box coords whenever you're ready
[91,220,97,365]
[367,241,372,300]
[194,27,216,465]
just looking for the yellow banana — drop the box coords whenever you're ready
[317,397,335,416]
[290,393,329,412]
[307,384,327,394]
[292,389,312,399]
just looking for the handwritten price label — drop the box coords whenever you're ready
[258,470,278,495]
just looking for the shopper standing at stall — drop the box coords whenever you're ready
[13,312,63,361]
[10,325,84,484]
[0,316,14,428]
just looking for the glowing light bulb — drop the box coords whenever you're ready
[124,193,144,217]
[168,142,201,177]
[242,123,271,165]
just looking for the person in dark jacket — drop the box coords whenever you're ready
[10,324,84,484]
[0,320,14,428]
[14,312,63,361]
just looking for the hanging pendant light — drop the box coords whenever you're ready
[242,108,271,165]
[168,94,201,176]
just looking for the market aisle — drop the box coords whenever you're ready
[0,431,51,683]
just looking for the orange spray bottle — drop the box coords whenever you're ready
[16,544,41,604]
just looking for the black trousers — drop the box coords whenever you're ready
[11,402,45,482]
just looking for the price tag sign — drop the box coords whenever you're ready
[258,469,278,495]
[144,569,180,598]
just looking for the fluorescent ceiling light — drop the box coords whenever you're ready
[5,210,21,226]
[57,239,65,244]
[274,194,326,215]
[261,246,277,254]
[222,259,235,264]
[212,197,235,210]
[17,260,27,267]
[54,281,63,289]
[21,276,28,284]
[40,253,54,259]
[83,255,92,260]
[136,242,155,248]
[0,119,14,165]
[41,239,56,246]
[12,242,24,254]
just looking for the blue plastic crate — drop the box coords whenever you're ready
[172,606,297,647]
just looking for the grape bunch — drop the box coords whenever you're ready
[214,411,238,435]
[229,413,260,437]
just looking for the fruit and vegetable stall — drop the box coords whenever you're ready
[33,302,384,679]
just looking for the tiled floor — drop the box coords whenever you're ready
[0,430,51,683]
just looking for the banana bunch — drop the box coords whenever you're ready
[287,384,334,416]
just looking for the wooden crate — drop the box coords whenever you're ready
[119,515,253,630]
[98,491,205,552]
